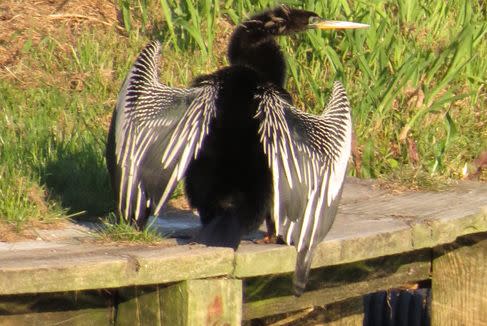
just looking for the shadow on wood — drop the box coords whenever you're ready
[0,290,114,326]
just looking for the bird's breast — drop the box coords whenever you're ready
[190,65,270,167]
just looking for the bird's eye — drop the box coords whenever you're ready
[308,16,321,25]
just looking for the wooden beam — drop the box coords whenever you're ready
[0,180,484,297]
[0,245,234,295]
[431,233,487,325]
[234,201,487,279]
[0,290,114,325]
[160,279,242,326]
[322,297,364,326]
[243,250,431,320]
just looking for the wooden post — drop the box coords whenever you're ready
[160,278,242,326]
[432,234,487,326]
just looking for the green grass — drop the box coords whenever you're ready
[97,213,164,242]
[0,0,486,230]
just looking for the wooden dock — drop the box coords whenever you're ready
[0,178,486,325]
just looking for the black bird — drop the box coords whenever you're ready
[106,5,368,295]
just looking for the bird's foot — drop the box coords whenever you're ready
[253,233,283,244]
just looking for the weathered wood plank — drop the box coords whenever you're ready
[0,290,114,325]
[160,279,242,326]
[243,250,431,320]
[251,297,364,326]
[0,245,234,295]
[234,182,487,278]
[431,233,487,326]
[0,179,485,295]
[234,244,296,278]
[322,297,364,326]
[0,309,112,326]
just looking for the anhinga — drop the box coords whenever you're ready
[106,5,368,295]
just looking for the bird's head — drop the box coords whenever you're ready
[241,5,369,36]
[229,5,368,85]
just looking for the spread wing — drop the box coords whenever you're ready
[106,41,218,227]
[254,81,352,294]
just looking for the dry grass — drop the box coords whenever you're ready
[0,0,120,87]
[0,218,68,242]
[0,223,35,241]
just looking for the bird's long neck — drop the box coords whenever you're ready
[227,24,286,87]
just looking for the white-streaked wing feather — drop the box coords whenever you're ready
[254,81,352,293]
[108,41,218,226]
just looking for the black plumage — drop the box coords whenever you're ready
[106,5,367,295]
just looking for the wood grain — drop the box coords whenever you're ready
[0,179,485,296]
[432,234,487,326]
[160,279,242,326]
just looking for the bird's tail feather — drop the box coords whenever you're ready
[196,215,242,250]
[293,247,315,296]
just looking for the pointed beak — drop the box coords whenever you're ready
[309,18,369,30]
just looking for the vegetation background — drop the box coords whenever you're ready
[0,0,485,236]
